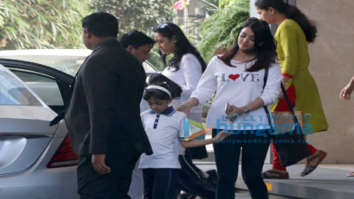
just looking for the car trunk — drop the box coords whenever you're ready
[0,106,57,175]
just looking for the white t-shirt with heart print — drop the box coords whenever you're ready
[191,56,282,131]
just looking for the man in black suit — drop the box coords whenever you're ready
[64,12,152,199]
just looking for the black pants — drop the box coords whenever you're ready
[142,168,180,199]
[78,151,140,199]
[177,155,215,199]
[212,129,270,199]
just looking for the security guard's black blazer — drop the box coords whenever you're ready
[65,39,152,159]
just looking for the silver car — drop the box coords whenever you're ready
[0,64,78,199]
[0,49,157,199]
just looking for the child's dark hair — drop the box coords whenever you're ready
[143,74,182,100]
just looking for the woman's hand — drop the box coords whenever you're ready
[213,130,231,143]
[225,104,246,122]
[177,103,193,116]
[177,98,199,116]
[339,83,353,100]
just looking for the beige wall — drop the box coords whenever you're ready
[297,0,354,163]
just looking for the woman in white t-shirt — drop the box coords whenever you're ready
[153,23,214,198]
[178,18,282,199]
[154,22,206,123]
[139,77,228,199]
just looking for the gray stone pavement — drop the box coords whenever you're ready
[234,190,299,199]
[196,162,354,199]
[193,190,297,199]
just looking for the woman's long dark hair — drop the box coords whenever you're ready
[153,23,206,72]
[219,18,276,72]
[255,0,317,43]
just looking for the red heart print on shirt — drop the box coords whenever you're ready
[229,74,240,81]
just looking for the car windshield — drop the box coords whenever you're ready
[0,65,42,106]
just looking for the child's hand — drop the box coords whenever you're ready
[213,130,231,143]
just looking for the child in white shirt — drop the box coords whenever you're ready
[139,78,228,199]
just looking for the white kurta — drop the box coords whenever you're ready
[162,53,203,122]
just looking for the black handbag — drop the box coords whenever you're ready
[263,68,310,167]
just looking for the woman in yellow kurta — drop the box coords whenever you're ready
[256,0,328,179]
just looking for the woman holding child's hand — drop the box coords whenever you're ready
[179,18,282,199]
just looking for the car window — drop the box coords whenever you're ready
[50,58,85,76]
[11,70,64,107]
[0,67,41,106]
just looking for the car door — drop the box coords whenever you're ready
[0,59,74,114]
[0,65,63,176]
[0,59,79,177]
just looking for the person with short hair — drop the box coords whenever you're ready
[64,12,152,199]
[119,30,155,199]
[120,30,155,119]
[120,30,155,63]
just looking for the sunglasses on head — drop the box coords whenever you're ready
[158,23,169,29]
[155,23,173,32]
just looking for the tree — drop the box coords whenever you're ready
[186,0,218,43]
[0,0,89,49]
[199,0,218,15]
[198,0,249,62]
[90,0,175,35]
[89,0,176,70]
[219,0,234,7]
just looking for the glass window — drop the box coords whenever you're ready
[0,67,41,106]
[11,70,64,106]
